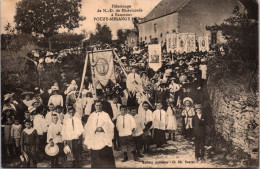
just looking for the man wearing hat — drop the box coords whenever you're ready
[193,104,207,162]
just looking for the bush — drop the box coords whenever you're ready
[207,7,258,106]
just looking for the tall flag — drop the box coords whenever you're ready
[177,33,188,53]
[148,44,162,71]
[89,50,116,87]
[187,33,196,53]
[166,33,171,53]
[198,36,209,52]
[171,33,177,53]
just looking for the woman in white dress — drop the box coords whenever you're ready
[166,101,177,141]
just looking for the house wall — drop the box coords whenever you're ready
[178,0,244,42]
[138,13,179,44]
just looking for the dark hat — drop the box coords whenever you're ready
[159,82,167,87]
[96,89,103,96]
[143,121,153,132]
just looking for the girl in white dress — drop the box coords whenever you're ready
[83,92,94,124]
[166,102,177,141]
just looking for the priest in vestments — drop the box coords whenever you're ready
[84,100,116,168]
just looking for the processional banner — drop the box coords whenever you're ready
[89,51,116,87]
[148,44,162,71]
[198,36,209,52]
[187,33,196,53]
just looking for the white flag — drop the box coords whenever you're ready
[177,33,188,54]
[90,51,116,87]
[148,44,162,71]
[198,36,209,52]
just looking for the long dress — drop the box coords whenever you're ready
[166,107,177,131]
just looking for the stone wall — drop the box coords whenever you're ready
[209,88,259,159]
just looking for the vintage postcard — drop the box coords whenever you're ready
[1,0,259,168]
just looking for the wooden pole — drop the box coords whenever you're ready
[112,49,128,77]
[90,50,97,98]
[77,51,88,100]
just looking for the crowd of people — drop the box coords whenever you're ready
[2,43,211,168]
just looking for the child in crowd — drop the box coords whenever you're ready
[22,111,31,129]
[131,108,144,158]
[33,108,48,160]
[116,106,137,162]
[56,105,64,124]
[20,119,39,168]
[166,102,177,141]
[11,118,22,156]
[193,104,206,162]
[139,101,153,153]
[4,117,14,156]
[83,92,94,124]
[153,102,167,148]
[110,96,121,150]
[181,97,195,141]
[62,107,84,168]
[46,103,58,126]
[47,114,63,167]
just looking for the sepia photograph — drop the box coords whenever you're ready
[1,0,259,168]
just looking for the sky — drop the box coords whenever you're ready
[1,0,161,39]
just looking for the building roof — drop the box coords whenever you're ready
[139,0,244,24]
[140,0,189,23]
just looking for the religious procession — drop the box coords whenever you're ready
[1,0,258,168]
[2,38,213,168]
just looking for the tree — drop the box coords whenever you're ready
[14,0,85,49]
[37,32,86,50]
[116,29,132,44]
[208,6,258,94]
[87,23,112,44]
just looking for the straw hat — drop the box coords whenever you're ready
[21,91,34,96]
[183,97,193,105]
[45,143,59,156]
[4,93,14,101]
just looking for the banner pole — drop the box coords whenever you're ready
[77,52,88,100]
[112,49,128,77]
[90,51,97,98]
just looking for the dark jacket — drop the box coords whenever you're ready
[90,100,113,119]
[193,113,207,137]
